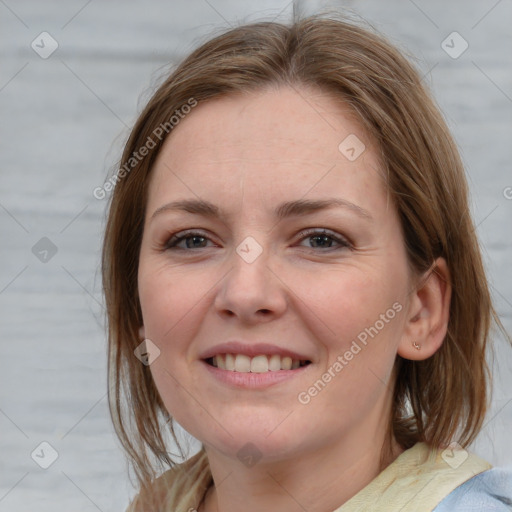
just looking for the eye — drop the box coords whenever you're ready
[163,228,352,252]
[296,228,352,250]
[165,230,217,250]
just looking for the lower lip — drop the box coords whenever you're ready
[202,360,311,389]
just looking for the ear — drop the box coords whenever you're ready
[398,257,451,361]
[139,326,146,340]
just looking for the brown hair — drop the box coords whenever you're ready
[102,13,507,509]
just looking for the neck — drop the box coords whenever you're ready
[199,429,403,512]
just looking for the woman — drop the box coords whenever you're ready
[101,15,512,511]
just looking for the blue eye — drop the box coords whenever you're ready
[296,228,351,250]
[165,230,214,250]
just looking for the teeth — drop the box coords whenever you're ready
[234,354,251,372]
[211,354,307,373]
[225,353,235,371]
[281,356,292,370]
[268,354,281,371]
[251,355,268,373]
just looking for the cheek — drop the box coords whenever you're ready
[294,266,403,344]
[138,258,211,343]
[138,261,212,427]
[297,270,403,418]
[294,266,407,409]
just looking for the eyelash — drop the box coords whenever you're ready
[164,228,352,252]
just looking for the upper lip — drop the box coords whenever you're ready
[199,341,312,361]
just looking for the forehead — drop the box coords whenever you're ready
[147,86,386,214]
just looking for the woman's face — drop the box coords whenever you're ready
[138,86,413,462]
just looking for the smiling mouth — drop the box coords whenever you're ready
[205,354,311,373]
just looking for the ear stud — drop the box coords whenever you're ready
[412,341,421,350]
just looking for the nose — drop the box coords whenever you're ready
[214,243,288,324]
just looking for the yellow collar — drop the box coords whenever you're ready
[335,442,491,512]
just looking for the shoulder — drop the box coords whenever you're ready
[434,467,512,511]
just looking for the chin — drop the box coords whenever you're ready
[197,421,307,464]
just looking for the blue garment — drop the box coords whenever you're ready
[434,467,512,511]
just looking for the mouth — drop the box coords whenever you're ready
[204,353,312,373]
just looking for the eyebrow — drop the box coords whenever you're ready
[150,197,373,221]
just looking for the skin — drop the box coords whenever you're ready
[137,86,451,512]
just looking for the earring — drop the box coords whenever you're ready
[412,341,421,350]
